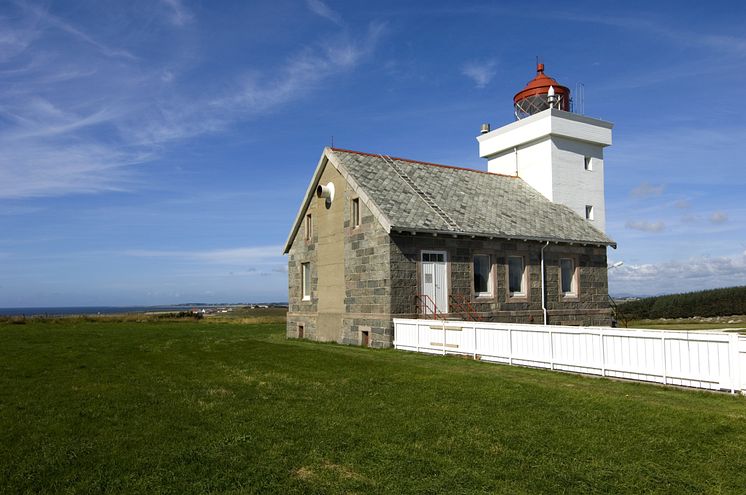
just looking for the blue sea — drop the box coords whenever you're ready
[0,305,206,317]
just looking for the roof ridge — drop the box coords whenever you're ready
[329,147,517,178]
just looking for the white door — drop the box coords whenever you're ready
[421,251,448,315]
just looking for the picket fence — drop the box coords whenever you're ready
[393,318,746,393]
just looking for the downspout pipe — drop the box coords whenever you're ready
[541,241,549,325]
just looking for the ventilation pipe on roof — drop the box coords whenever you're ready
[480,123,491,134]
[541,241,549,325]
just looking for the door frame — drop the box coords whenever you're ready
[420,249,449,315]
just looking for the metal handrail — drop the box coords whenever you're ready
[415,294,446,320]
[449,294,482,322]
[608,295,628,328]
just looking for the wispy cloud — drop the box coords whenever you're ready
[214,22,385,113]
[19,2,136,60]
[160,0,194,26]
[305,0,343,25]
[612,126,746,186]
[630,181,664,199]
[625,220,665,233]
[557,13,746,57]
[674,199,690,209]
[461,60,497,88]
[123,246,283,264]
[710,211,728,224]
[0,3,385,199]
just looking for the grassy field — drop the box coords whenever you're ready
[627,315,746,331]
[1,318,745,494]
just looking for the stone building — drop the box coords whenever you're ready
[283,64,616,347]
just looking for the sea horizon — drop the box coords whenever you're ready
[0,303,288,317]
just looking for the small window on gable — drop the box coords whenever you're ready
[560,258,578,297]
[508,256,526,297]
[473,254,492,297]
[585,205,594,220]
[305,214,312,240]
[584,156,592,171]
[351,198,360,228]
[301,262,311,301]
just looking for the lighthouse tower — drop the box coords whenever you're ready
[477,64,613,233]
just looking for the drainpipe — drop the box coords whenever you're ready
[541,241,549,325]
[513,146,518,175]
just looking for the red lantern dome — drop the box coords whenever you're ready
[513,63,570,119]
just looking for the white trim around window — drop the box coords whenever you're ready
[301,262,311,301]
[473,253,493,298]
[305,213,312,240]
[559,257,579,298]
[351,197,360,228]
[507,255,527,299]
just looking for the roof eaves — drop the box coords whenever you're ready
[282,150,330,254]
[283,148,397,255]
[390,226,616,248]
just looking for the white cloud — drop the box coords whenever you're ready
[609,252,746,296]
[305,0,343,25]
[630,181,664,199]
[625,220,665,233]
[710,211,728,224]
[461,60,497,88]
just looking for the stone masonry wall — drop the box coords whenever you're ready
[341,191,392,347]
[389,234,611,327]
[286,218,318,340]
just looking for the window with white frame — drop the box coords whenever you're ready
[305,214,312,240]
[351,197,360,228]
[560,258,577,297]
[473,254,492,297]
[585,205,594,220]
[301,262,311,301]
[507,256,526,297]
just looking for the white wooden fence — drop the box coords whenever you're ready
[393,318,746,393]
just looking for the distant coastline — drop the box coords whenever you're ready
[0,303,288,317]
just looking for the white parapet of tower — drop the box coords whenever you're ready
[477,108,613,233]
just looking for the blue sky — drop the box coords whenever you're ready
[1,0,744,306]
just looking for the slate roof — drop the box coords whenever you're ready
[330,148,615,247]
[284,148,615,253]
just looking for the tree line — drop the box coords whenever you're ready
[617,286,746,320]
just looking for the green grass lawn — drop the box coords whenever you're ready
[1,319,745,494]
[628,318,746,332]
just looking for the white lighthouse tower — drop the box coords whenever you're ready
[477,64,613,232]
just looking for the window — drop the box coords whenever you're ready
[422,252,445,262]
[473,254,492,296]
[351,198,360,228]
[584,156,592,171]
[585,205,594,220]
[305,214,312,240]
[508,256,526,297]
[560,258,577,297]
[301,262,311,301]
